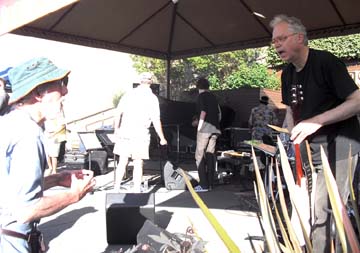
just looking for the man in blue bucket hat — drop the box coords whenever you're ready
[0,57,96,253]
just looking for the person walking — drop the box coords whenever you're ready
[193,77,221,192]
[113,72,167,193]
[44,103,67,175]
[270,14,360,252]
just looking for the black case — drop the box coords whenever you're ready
[106,193,155,245]
[64,152,88,169]
[64,150,108,176]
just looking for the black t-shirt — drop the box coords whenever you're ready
[197,91,221,134]
[281,49,360,164]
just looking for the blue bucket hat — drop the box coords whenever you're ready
[8,57,70,104]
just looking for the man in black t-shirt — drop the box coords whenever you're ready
[270,14,360,252]
[193,77,221,192]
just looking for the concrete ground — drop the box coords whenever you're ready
[40,157,265,253]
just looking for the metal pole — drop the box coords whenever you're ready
[177,124,180,162]
[166,58,171,99]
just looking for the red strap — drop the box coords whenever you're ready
[0,228,28,240]
[294,144,303,185]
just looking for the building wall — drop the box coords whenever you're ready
[348,65,360,87]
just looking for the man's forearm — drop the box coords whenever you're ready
[16,192,78,223]
[43,173,62,190]
[153,120,166,140]
[198,111,206,131]
[312,89,360,126]
[285,106,294,131]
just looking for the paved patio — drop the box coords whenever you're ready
[40,159,265,253]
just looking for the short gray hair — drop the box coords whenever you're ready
[139,72,153,84]
[269,14,308,45]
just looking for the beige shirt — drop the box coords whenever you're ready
[44,108,67,143]
[115,86,160,139]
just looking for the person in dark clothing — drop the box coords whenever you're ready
[248,95,278,141]
[193,77,221,192]
[270,14,360,252]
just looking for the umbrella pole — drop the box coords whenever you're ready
[166,58,171,99]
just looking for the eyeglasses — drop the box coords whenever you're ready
[271,33,297,45]
[61,76,68,87]
[52,76,68,88]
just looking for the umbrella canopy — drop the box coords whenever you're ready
[8,0,360,61]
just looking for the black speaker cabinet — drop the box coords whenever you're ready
[64,150,108,176]
[88,150,108,176]
[105,193,155,245]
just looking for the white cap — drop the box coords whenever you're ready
[139,72,153,83]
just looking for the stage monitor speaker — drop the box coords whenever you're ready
[163,161,196,190]
[106,193,155,245]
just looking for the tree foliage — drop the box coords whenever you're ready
[130,48,280,100]
[130,33,360,100]
[112,90,124,108]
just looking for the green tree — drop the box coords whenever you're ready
[130,33,360,100]
[112,90,124,108]
[130,48,280,100]
[131,56,167,84]
[220,62,279,90]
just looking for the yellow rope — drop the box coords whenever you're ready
[180,169,241,253]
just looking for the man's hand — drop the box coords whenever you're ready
[57,170,92,186]
[291,119,322,144]
[57,170,96,199]
[160,138,167,146]
[17,170,96,223]
[69,170,96,201]
[191,116,199,127]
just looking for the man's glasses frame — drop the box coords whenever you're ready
[271,33,297,45]
[59,76,68,87]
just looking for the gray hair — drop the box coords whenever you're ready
[269,14,308,45]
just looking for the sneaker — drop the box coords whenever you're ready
[140,184,155,193]
[113,185,130,193]
[194,185,209,192]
